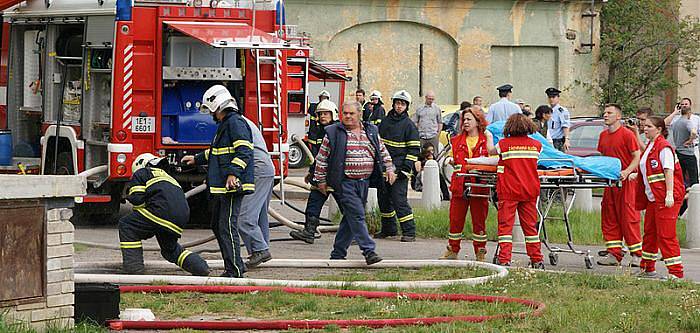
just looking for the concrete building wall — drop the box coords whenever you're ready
[679,0,700,103]
[287,0,601,115]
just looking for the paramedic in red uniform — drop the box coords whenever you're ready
[634,116,685,279]
[440,106,491,261]
[596,104,643,267]
[486,114,544,268]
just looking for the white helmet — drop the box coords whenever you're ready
[201,85,238,113]
[132,153,164,174]
[369,90,382,100]
[392,90,412,105]
[318,90,331,99]
[316,99,338,120]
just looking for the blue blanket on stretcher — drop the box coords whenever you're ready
[486,121,621,180]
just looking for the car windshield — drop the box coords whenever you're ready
[569,123,604,149]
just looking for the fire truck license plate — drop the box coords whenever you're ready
[132,117,155,133]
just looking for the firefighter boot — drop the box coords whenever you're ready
[181,253,210,277]
[290,216,319,244]
[122,248,145,275]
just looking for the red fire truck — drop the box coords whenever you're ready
[0,0,342,224]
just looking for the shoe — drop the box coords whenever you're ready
[498,261,511,267]
[665,274,683,281]
[598,249,609,257]
[365,252,383,265]
[400,235,416,242]
[475,248,487,262]
[530,261,545,270]
[374,231,397,239]
[329,257,346,260]
[597,255,621,266]
[634,270,659,279]
[628,255,641,268]
[246,250,272,268]
[439,247,458,260]
[290,217,320,244]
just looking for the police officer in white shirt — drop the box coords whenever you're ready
[546,87,571,152]
[486,84,521,124]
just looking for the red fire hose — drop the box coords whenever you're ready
[109,285,545,331]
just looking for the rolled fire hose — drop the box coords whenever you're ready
[291,134,314,165]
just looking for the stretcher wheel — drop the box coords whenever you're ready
[585,256,594,269]
[548,253,558,266]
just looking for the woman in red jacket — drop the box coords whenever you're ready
[487,114,544,268]
[440,106,491,261]
[635,116,685,279]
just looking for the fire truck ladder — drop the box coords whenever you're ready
[255,48,286,205]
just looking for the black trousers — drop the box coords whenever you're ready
[119,212,209,276]
[678,152,698,215]
[378,176,416,236]
[210,194,246,277]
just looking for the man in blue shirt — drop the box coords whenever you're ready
[546,87,571,152]
[486,84,521,123]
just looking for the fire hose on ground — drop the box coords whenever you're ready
[100,280,544,331]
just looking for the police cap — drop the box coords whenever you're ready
[496,84,513,92]
[545,87,561,97]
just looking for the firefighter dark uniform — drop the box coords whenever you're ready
[289,113,338,243]
[120,165,209,276]
[194,111,254,278]
[495,136,543,266]
[363,102,386,126]
[376,107,420,240]
[636,135,685,278]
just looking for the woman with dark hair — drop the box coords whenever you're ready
[534,105,553,138]
[634,116,685,279]
[440,106,491,261]
[486,114,544,268]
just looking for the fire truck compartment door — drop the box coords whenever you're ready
[164,21,291,49]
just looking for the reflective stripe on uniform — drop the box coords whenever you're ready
[231,157,247,168]
[448,232,463,240]
[501,150,540,160]
[642,251,658,261]
[177,250,192,267]
[405,154,418,162]
[524,235,540,243]
[210,183,255,194]
[134,207,183,235]
[128,185,146,195]
[397,214,414,223]
[381,211,397,218]
[497,166,505,173]
[498,235,513,243]
[204,149,210,160]
[232,140,254,150]
[605,240,624,249]
[647,174,665,183]
[120,241,142,249]
[472,233,488,242]
[664,256,682,266]
[627,242,642,252]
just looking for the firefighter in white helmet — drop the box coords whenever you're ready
[307,90,332,144]
[375,90,420,242]
[119,153,210,276]
[363,90,385,126]
[290,99,339,243]
[181,84,254,278]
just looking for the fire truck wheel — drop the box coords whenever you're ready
[288,143,307,169]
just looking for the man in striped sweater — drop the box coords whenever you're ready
[314,101,396,265]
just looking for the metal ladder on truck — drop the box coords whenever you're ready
[255,48,286,205]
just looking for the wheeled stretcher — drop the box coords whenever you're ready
[458,159,621,269]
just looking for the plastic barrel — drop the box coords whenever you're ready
[0,129,12,166]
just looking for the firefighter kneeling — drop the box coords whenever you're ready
[119,153,210,276]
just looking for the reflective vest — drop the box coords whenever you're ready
[635,136,685,210]
[496,136,542,201]
[450,132,490,198]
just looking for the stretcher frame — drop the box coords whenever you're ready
[458,158,621,269]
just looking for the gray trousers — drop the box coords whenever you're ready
[238,175,274,255]
[420,136,440,151]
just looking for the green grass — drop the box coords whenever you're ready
[402,206,687,248]
[118,270,700,332]
[313,266,493,282]
[0,312,106,333]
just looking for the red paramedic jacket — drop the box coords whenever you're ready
[496,136,542,201]
[450,132,490,198]
[635,136,686,210]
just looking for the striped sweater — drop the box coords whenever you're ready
[315,127,394,184]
